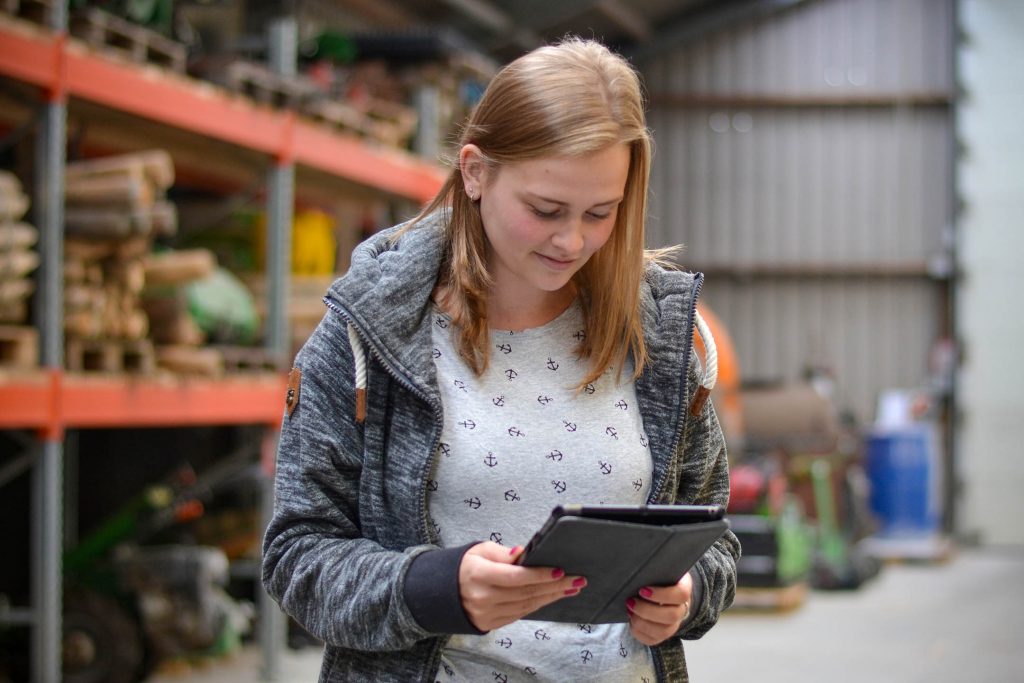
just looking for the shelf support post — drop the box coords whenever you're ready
[31,2,68,681]
[260,14,297,682]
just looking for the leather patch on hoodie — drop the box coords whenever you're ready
[286,367,301,417]
[689,385,711,418]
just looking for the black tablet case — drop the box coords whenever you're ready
[519,515,730,623]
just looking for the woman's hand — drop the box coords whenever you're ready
[625,572,694,646]
[459,543,587,632]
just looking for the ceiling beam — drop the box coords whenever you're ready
[628,0,814,63]
[595,0,652,42]
[437,0,544,50]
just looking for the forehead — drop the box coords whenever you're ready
[491,145,631,200]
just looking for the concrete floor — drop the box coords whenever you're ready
[148,547,1024,682]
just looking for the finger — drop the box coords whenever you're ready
[466,579,588,631]
[637,574,693,606]
[626,597,687,628]
[628,614,675,647]
[484,575,588,609]
[462,548,574,589]
[500,579,587,620]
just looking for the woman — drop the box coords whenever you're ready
[263,38,739,682]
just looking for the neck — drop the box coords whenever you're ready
[486,285,575,331]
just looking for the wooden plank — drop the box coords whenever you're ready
[65,167,155,208]
[65,337,155,373]
[155,345,224,378]
[212,345,280,373]
[143,249,215,286]
[731,582,808,612]
[66,149,175,190]
[0,277,32,302]
[64,206,155,238]
[0,323,37,369]
[0,188,28,222]
[0,297,28,324]
[0,221,38,250]
[69,7,186,73]
[0,248,38,279]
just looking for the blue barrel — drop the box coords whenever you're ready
[865,426,940,537]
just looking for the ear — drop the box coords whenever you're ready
[459,144,488,195]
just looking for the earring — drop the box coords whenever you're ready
[467,187,478,201]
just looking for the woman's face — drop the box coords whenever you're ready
[463,143,631,308]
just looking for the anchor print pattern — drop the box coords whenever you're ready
[427,303,658,681]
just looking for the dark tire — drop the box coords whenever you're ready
[63,589,144,683]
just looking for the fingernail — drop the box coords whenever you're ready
[564,588,580,596]
[551,568,565,579]
[639,587,654,598]
[626,598,636,611]
[572,577,587,588]
[509,546,521,556]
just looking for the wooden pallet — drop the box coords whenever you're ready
[65,337,155,374]
[0,0,54,26]
[220,60,319,109]
[211,345,280,373]
[304,97,418,148]
[70,8,186,73]
[731,581,808,612]
[155,344,223,378]
[0,324,38,369]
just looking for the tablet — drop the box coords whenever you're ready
[516,503,730,623]
[540,503,725,529]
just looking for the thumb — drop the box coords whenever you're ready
[468,541,524,564]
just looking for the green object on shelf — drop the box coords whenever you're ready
[313,31,358,63]
[185,267,260,345]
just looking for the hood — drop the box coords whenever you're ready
[324,213,448,407]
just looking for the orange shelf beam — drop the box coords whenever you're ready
[0,373,288,432]
[0,18,445,202]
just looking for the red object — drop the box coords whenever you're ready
[728,464,766,514]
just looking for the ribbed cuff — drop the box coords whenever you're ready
[403,543,487,635]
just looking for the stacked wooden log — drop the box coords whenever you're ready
[141,248,226,377]
[62,150,177,372]
[0,171,37,324]
[0,170,39,369]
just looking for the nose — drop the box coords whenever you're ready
[550,218,584,255]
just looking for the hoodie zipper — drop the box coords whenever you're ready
[323,295,445,546]
[650,272,704,505]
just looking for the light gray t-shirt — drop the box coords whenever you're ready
[428,301,657,683]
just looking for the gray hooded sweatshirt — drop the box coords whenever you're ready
[262,212,740,682]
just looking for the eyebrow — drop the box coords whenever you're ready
[525,192,623,208]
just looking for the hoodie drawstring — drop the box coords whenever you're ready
[689,309,718,418]
[347,323,367,423]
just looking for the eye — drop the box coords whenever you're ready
[529,205,560,219]
[586,211,612,221]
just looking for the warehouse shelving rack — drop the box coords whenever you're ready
[0,9,444,682]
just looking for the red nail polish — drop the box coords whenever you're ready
[572,577,586,588]
[509,546,521,556]
[551,568,565,579]
[626,598,636,611]
[640,587,654,598]
[564,588,580,596]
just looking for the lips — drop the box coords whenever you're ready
[537,253,576,270]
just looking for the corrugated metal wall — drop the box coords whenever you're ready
[641,0,954,424]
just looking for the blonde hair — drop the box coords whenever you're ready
[409,37,667,388]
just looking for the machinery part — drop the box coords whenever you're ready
[62,589,143,683]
